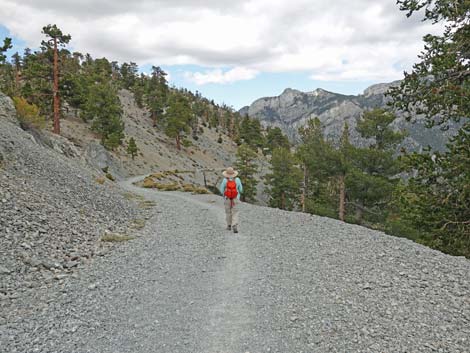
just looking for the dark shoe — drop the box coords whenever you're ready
[233,225,238,233]
[227,225,231,231]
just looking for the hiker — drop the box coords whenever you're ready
[219,167,243,233]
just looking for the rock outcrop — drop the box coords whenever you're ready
[0,92,18,126]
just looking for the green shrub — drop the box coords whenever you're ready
[12,97,46,130]
[182,138,193,148]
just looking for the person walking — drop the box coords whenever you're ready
[219,167,243,233]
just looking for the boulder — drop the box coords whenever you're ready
[0,91,18,126]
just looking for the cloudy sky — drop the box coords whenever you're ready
[0,0,438,109]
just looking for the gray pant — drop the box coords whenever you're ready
[224,198,239,226]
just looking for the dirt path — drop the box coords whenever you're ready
[4,177,469,353]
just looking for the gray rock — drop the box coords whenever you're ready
[0,266,12,274]
[0,92,18,126]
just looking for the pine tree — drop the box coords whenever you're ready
[0,37,12,63]
[41,24,71,134]
[266,147,302,210]
[389,0,470,256]
[83,82,124,150]
[127,137,138,160]
[0,38,13,95]
[265,127,290,154]
[163,93,192,150]
[146,66,168,127]
[234,144,259,202]
[296,118,336,215]
[347,109,404,224]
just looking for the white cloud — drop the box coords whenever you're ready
[184,67,258,85]
[0,0,441,84]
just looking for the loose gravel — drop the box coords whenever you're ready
[2,176,469,353]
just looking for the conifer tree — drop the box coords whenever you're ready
[146,66,168,127]
[163,93,192,150]
[234,144,259,202]
[0,37,12,63]
[389,0,470,256]
[82,82,124,150]
[266,147,302,210]
[127,137,138,160]
[265,127,290,154]
[347,109,404,223]
[41,24,71,134]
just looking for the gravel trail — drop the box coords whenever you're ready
[3,177,469,353]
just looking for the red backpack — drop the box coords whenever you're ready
[224,178,238,199]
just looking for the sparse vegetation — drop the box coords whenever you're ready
[95,176,106,184]
[131,219,146,230]
[139,200,157,209]
[13,97,46,130]
[101,233,135,242]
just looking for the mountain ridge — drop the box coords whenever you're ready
[239,80,459,151]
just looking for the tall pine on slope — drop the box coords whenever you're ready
[390,0,470,256]
[347,109,404,224]
[146,66,168,127]
[127,137,139,160]
[266,147,302,210]
[234,144,259,202]
[0,37,13,96]
[163,93,193,150]
[41,24,71,134]
[82,82,124,150]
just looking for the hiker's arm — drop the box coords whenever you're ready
[219,178,226,196]
[237,178,243,194]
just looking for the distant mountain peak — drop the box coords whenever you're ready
[280,87,302,95]
[239,80,458,152]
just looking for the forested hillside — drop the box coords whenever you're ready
[260,1,470,257]
[0,25,274,192]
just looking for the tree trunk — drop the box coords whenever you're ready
[14,69,20,95]
[176,134,181,150]
[355,200,364,224]
[301,163,307,212]
[202,170,207,187]
[52,37,60,134]
[339,175,345,221]
[152,111,157,127]
[230,114,235,138]
[281,192,286,210]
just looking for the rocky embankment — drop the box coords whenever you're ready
[0,92,147,302]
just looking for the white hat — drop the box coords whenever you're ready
[222,167,238,178]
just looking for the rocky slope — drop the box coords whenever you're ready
[240,82,460,151]
[60,89,241,189]
[0,91,149,303]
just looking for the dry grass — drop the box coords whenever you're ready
[101,233,135,242]
[131,218,147,230]
[122,192,144,201]
[182,184,210,194]
[155,182,180,191]
[96,176,106,185]
[143,177,157,188]
[139,200,157,209]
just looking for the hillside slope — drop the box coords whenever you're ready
[0,92,148,297]
[59,89,240,188]
[240,82,460,151]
